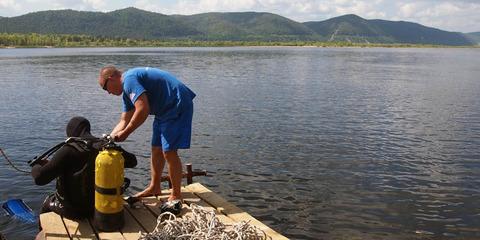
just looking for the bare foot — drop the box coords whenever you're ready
[134,185,161,198]
[167,195,183,202]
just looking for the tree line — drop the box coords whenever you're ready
[0,32,460,48]
[0,33,149,47]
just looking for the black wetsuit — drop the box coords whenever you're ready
[31,116,137,219]
[31,140,137,219]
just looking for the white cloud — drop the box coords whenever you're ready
[398,3,418,18]
[82,0,107,10]
[333,0,350,5]
[0,0,20,10]
[394,1,480,32]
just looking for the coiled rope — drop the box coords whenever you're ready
[139,204,271,240]
[0,148,30,174]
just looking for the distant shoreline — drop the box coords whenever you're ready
[2,43,479,49]
[1,33,478,49]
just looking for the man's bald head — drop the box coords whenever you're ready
[99,66,120,88]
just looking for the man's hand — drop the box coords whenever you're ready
[111,110,134,139]
[113,130,130,142]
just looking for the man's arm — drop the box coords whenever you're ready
[31,148,69,185]
[114,93,150,142]
[111,110,134,137]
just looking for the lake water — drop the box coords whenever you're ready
[0,47,479,239]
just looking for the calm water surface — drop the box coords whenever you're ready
[0,47,479,239]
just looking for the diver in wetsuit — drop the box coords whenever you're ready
[31,116,137,219]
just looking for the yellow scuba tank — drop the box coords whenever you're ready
[93,143,125,231]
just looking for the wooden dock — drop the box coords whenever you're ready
[39,183,288,239]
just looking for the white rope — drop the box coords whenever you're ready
[139,204,271,240]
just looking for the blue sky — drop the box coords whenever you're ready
[0,0,479,33]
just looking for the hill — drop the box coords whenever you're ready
[465,32,480,44]
[304,14,392,43]
[175,12,318,41]
[304,14,473,46]
[0,8,475,45]
[0,8,199,39]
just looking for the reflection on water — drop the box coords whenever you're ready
[1,47,480,239]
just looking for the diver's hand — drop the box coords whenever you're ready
[113,130,129,142]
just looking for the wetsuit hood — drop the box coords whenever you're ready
[66,117,94,138]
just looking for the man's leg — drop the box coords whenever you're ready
[157,103,192,201]
[134,146,165,197]
[163,150,183,201]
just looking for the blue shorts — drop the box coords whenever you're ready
[152,104,193,151]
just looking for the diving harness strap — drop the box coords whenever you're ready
[1,136,109,174]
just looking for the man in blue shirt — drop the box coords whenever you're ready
[98,66,195,205]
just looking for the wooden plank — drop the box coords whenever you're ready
[119,209,143,240]
[62,217,97,240]
[96,230,125,240]
[180,188,202,206]
[93,217,125,240]
[185,183,288,240]
[124,204,158,233]
[133,196,161,206]
[39,212,70,240]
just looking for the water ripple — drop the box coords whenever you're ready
[1,47,480,239]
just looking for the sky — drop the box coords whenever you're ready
[0,0,479,33]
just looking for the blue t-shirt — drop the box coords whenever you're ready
[122,67,196,121]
